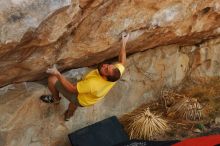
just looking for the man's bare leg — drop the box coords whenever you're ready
[48,75,61,101]
[65,102,78,121]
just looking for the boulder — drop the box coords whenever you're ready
[0,0,220,87]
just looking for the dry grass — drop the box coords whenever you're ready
[119,78,220,141]
[120,107,169,140]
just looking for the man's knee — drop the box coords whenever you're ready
[48,75,58,85]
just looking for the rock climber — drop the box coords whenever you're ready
[40,33,129,121]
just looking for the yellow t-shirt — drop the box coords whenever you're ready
[77,63,125,106]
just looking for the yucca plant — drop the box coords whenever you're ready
[167,98,203,121]
[120,107,169,140]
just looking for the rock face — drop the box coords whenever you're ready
[0,0,220,87]
[0,0,71,43]
[1,0,220,145]
[1,37,220,146]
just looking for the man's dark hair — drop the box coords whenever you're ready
[106,68,121,82]
[98,64,104,76]
[98,64,121,82]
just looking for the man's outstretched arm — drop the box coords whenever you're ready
[119,32,129,65]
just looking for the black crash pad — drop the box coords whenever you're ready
[68,116,129,146]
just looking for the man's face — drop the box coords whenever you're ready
[98,64,115,76]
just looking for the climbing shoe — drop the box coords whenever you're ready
[40,95,60,104]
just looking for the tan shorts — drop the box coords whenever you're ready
[55,80,81,106]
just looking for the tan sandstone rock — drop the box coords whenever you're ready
[0,0,220,87]
[0,1,220,145]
